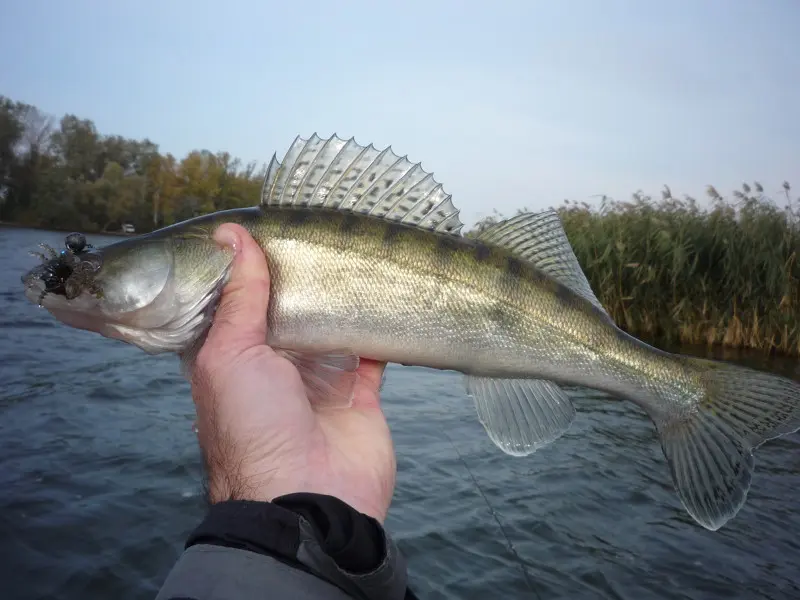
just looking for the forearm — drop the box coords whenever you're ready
[156,493,412,600]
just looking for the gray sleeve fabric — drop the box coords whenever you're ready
[294,517,408,599]
[155,520,408,600]
[155,494,411,600]
[155,544,355,600]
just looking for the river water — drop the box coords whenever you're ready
[1,226,799,600]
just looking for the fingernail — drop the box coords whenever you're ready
[214,224,241,254]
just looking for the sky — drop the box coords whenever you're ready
[1,0,798,227]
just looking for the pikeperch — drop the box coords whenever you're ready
[21,134,800,531]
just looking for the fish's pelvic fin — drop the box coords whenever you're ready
[656,358,800,530]
[260,134,463,236]
[277,348,360,409]
[466,375,576,456]
[477,210,608,316]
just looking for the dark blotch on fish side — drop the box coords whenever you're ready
[506,256,523,277]
[286,210,313,227]
[340,214,360,235]
[436,235,461,260]
[487,301,512,327]
[474,242,492,262]
[431,235,462,270]
[436,235,458,252]
[382,222,405,247]
[554,281,575,305]
[278,209,313,237]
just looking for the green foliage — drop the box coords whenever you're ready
[474,185,800,356]
[0,95,266,233]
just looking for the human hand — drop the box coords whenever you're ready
[185,223,397,522]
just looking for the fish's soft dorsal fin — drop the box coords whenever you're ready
[477,210,608,315]
[260,134,464,236]
[466,375,576,456]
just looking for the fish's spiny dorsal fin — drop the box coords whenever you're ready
[477,210,608,316]
[260,134,464,236]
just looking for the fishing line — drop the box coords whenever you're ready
[440,426,539,598]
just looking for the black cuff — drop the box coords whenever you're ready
[273,493,385,573]
[185,493,385,574]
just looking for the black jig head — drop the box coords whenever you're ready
[30,232,101,302]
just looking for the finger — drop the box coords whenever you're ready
[204,223,271,357]
[356,358,387,394]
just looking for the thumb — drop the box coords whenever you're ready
[204,222,271,357]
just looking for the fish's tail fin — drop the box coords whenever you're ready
[656,358,800,530]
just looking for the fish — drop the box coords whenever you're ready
[22,134,800,531]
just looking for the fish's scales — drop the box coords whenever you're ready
[239,207,688,415]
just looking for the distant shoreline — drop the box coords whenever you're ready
[0,221,137,237]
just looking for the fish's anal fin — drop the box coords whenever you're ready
[277,348,360,410]
[476,211,608,316]
[260,134,464,236]
[466,375,576,456]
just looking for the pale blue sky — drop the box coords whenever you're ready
[1,0,798,226]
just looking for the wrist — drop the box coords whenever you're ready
[207,470,392,524]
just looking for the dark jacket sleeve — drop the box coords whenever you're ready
[155,493,415,600]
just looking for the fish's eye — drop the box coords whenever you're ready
[65,233,87,253]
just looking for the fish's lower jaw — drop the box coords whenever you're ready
[107,287,222,355]
[107,324,195,354]
[107,309,212,354]
[23,285,42,306]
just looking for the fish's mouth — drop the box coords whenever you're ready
[21,233,103,308]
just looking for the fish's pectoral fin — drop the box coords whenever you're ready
[277,348,360,409]
[180,337,359,410]
[465,375,576,456]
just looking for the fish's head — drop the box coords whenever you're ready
[22,229,233,354]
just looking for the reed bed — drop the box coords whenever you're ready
[554,182,800,356]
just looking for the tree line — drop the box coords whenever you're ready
[0,95,265,233]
